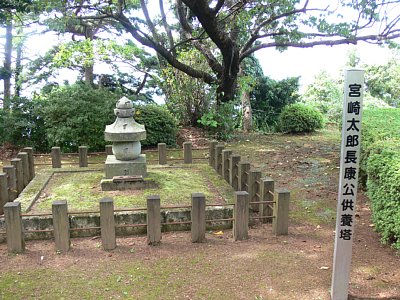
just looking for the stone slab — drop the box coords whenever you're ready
[100,178,157,191]
[105,154,147,179]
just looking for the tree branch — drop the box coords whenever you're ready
[114,12,216,84]
[241,1,326,54]
[159,0,175,55]
[176,0,223,75]
[240,33,400,60]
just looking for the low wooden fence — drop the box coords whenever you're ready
[0,147,36,214]
[208,140,290,227]
[0,142,205,214]
[0,141,290,253]
[34,142,207,167]
[1,190,289,254]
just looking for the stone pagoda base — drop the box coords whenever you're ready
[104,154,147,179]
[101,154,152,191]
[100,177,157,191]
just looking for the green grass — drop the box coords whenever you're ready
[0,253,235,300]
[289,190,336,226]
[33,164,234,212]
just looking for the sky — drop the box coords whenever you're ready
[255,43,393,90]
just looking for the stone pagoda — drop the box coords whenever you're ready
[101,97,148,190]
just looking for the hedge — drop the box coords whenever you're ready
[361,108,400,249]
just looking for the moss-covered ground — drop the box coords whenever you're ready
[30,164,233,212]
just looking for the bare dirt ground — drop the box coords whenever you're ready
[0,128,399,300]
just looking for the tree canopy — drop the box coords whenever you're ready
[51,0,400,104]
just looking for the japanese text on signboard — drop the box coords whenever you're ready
[339,83,362,241]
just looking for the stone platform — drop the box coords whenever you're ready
[100,176,157,191]
[104,154,147,179]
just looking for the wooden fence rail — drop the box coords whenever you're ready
[208,140,291,225]
[1,141,290,253]
[0,142,209,214]
[1,191,289,253]
[38,142,206,168]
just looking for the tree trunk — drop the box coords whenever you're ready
[3,20,13,110]
[14,27,23,98]
[84,64,94,86]
[238,67,253,132]
[241,90,253,132]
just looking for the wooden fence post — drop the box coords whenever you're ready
[0,173,9,213]
[183,142,192,164]
[238,162,250,191]
[191,193,206,243]
[105,145,113,155]
[272,189,290,235]
[209,141,218,168]
[17,152,29,187]
[10,159,23,194]
[158,143,167,165]
[215,145,224,175]
[221,150,232,183]
[52,200,70,253]
[234,191,249,241]
[229,155,241,191]
[23,147,35,181]
[51,147,62,168]
[248,170,262,212]
[260,177,274,223]
[4,202,25,253]
[147,195,161,245]
[100,197,116,250]
[3,166,17,201]
[79,146,88,167]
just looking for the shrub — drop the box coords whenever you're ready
[361,108,400,249]
[251,76,300,131]
[278,103,324,133]
[133,104,178,147]
[197,101,237,140]
[42,84,119,152]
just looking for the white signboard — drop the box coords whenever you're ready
[331,69,364,300]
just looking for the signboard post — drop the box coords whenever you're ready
[331,69,364,300]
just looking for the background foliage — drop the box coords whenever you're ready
[133,104,178,147]
[0,95,47,150]
[251,76,300,131]
[41,84,119,152]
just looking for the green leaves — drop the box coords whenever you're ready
[41,84,119,152]
[133,104,178,147]
[53,39,95,68]
[278,103,324,133]
[365,57,400,107]
[363,108,400,249]
[251,76,300,132]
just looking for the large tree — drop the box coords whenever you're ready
[66,1,400,100]
[54,0,400,131]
